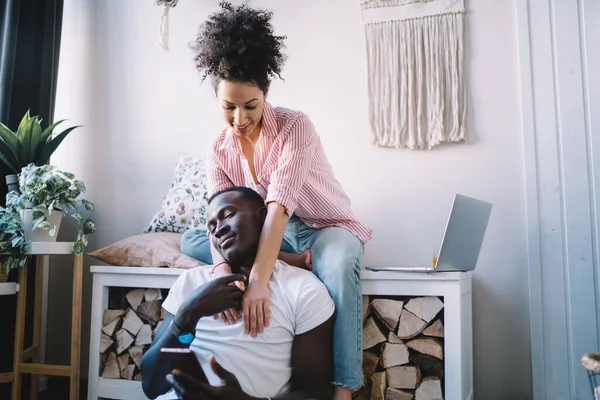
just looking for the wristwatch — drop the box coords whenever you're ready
[171,321,195,345]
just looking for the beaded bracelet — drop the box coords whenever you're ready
[211,261,230,275]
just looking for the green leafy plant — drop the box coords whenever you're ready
[0,110,80,175]
[0,206,30,275]
[7,164,96,255]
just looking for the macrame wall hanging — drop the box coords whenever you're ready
[361,0,467,150]
[157,0,178,50]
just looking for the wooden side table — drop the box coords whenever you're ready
[11,242,83,400]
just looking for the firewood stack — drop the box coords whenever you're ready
[356,296,445,400]
[99,288,167,380]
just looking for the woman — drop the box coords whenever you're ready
[183,3,372,398]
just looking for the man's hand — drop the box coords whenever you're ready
[212,264,246,325]
[167,356,255,400]
[286,248,312,271]
[243,279,271,338]
[175,274,246,332]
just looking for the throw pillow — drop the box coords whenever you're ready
[144,153,209,234]
[88,233,206,269]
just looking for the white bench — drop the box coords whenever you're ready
[88,266,473,400]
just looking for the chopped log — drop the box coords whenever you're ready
[422,319,444,338]
[135,324,153,346]
[100,333,113,354]
[144,288,162,302]
[137,300,161,325]
[386,365,421,390]
[354,386,371,400]
[115,329,135,354]
[129,345,144,368]
[397,310,426,339]
[363,351,380,379]
[381,343,410,368]
[103,309,125,326]
[404,297,443,324]
[117,353,130,372]
[406,338,443,360]
[371,299,404,330]
[388,332,404,344]
[120,364,136,380]
[370,371,386,400]
[415,378,442,400]
[385,388,414,400]
[126,288,145,310]
[364,317,386,349]
[362,295,370,321]
[101,352,120,379]
[122,309,143,336]
[102,317,121,337]
[410,353,444,379]
[134,372,142,381]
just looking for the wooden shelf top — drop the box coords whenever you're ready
[25,242,74,255]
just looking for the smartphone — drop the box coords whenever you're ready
[160,348,209,383]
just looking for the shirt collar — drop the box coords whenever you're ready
[218,102,277,151]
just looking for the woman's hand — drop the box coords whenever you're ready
[212,263,245,325]
[242,279,271,338]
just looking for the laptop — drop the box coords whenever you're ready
[367,194,492,273]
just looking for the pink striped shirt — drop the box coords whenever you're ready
[207,102,372,244]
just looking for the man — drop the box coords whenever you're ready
[140,187,335,400]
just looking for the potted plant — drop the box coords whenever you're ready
[7,164,96,255]
[0,206,29,294]
[0,110,79,194]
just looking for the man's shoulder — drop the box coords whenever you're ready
[175,265,213,288]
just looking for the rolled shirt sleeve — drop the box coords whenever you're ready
[265,114,317,216]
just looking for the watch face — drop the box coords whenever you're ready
[178,332,195,344]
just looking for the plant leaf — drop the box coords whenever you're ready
[38,221,51,230]
[81,235,88,247]
[37,125,80,165]
[17,110,31,133]
[0,122,19,150]
[0,138,20,173]
[29,117,43,165]
[72,212,83,223]
[17,116,37,166]
[83,219,96,235]
[81,199,95,211]
[37,119,66,161]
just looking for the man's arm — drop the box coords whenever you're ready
[165,316,334,400]
[278,315,334,400]
[140,312,187,399]
[140,274,246,399]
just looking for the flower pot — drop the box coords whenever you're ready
[20,209,63,242]
[5,174,19,194]
[0,282,17,295]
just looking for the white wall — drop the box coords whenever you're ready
[51,0,531,398]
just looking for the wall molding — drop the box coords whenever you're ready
[516,1,599,399]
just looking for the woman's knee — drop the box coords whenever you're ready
[181,228,213,264]
[311,228,363,281]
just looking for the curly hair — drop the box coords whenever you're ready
[191,2,286,93]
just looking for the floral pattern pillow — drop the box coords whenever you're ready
[144,153,209,234]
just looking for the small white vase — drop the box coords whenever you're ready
[20,209,63,242]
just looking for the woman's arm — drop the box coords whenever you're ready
[243,202,289,337]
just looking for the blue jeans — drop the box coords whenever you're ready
[181,216,364,388]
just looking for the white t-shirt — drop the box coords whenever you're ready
[158,261,334,398]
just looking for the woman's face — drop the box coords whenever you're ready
[216,80,266,139]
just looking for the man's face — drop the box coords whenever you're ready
[206,191,265,267]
